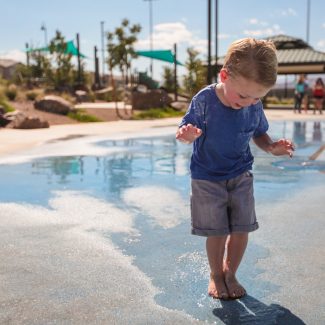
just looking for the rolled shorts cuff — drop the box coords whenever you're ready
[191,222,259,237]
[230,222,259,233]
[191,227,230,237]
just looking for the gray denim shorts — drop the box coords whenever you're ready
[191,171,259,236]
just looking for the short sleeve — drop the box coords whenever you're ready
[253,103,269,138]
[179,96,205,129]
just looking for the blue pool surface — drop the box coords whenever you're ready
[1,120,324,324]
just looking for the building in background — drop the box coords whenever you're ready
[0,59,20,80]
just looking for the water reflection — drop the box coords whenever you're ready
[313,121,322,142]
[9,121,322,201]
[293,122,306,147]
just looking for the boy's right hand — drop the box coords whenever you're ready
[176,124,202,144]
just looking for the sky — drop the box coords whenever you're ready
[1,0,325,84]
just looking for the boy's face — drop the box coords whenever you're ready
[220,69,272,109]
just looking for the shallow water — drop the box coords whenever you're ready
[1,120,324,324]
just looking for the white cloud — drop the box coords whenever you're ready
[249,18,259,25]
[280,8,297,16]
[243,24,283,37]
[316,39,325,50]
[0,49,26,63]
[248,18,268,26]
[136,21,231,55]
[137,22,194,50]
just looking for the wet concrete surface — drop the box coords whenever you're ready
[0,120,324,324]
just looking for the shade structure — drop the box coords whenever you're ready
[136,50,183,65]
[26,40,86,58]
[212,34,325,75]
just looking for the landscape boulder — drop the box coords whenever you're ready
[34,95,72,115]
[169,101,189,111]
[132,89,172,110]
[5,111,49,129]
[75,90,89,103]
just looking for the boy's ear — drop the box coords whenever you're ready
[220,69,228,82]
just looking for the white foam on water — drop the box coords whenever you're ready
[123,185,189,229]
[0,191,199,323]
[1,191,136,235]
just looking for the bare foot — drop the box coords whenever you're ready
[224,272,246,299]
[208,273,229,300]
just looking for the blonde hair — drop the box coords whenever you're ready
[223,38,278,87]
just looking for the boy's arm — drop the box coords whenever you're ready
[176,124,202,144]
[253,133,294,157]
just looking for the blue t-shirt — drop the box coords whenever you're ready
[179,84,269,181]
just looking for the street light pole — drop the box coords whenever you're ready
[143,0,157,78]
[100,21,105,84]
[41,23,48,47]
[207,0,212,84]
[306,0,310,43]
[215,0,218,82]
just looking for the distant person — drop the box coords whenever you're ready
[294,75,307,114]
[303,74,310,114]
[176,38,294,300]
[312,77,324,115]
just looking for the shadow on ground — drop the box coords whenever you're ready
[213,295,306,324]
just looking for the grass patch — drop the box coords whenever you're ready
[132,107,184,120]
[68,110,103,122]
[0,98,15,113]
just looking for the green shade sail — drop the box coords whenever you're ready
[136,50,183,65]
[26,40,86,58]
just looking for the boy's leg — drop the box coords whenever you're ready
[206,235,228,299]
[223,232,248,299]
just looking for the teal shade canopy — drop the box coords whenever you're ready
[26,40,86,58]
[136,50,183,65]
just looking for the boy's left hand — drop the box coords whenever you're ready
[270,139,295,157]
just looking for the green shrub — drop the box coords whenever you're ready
[0,98,15,112]
[132,107,184,120]
[25,91,38,101]
[5,85,17,101]
[68,110,103,122]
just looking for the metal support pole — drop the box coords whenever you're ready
[76,33,81,86]
[215,0,218,82]
[174,43,178,101]
[94,46,100,88]
[144,0,157,78]
[41,23,48,47]
[100,21,105,83]
[207,0,212,84]
[306,0,310,43]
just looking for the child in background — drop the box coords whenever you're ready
[312,77,324,114]
[176,38,294,300]
[294,75,307,114]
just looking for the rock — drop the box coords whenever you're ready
[131,89,172,110]
[5,111,49,129]
[94,87,114,101]
[0,114,11,127]
[34,95,72,115]
[170,101,189,111]
[75,90,89,103]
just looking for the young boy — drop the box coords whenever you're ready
[176,38,294,300]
